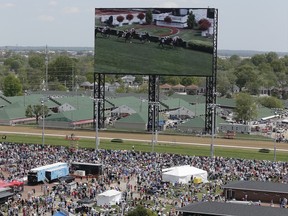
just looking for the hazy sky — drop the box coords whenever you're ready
[1,0,288,52]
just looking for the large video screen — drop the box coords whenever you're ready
[95,8,216,76]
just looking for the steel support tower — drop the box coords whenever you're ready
[205,9,218,134]
[147,75,160,132]
[93,73,105,129]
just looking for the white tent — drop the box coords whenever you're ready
[97,189,122,206]
[162,165,208,184]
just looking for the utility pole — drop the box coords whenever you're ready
[150,102,159,152]
[209,103,219,158]
[94,98,103,152]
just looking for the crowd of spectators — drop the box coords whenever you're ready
[0,142,288,215]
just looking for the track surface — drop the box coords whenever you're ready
[1,126,288,152]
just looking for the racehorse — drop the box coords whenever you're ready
[172,36,184,47]
[117,28,136,43]
[159,37,173,48]
[95,26,111,38]
[139,32,150,43]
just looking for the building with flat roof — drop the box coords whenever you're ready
[222,181,288,203]
[177,201,288,216]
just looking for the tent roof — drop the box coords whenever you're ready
[169,107,195,117]
[53,212,68,216]
[99,189,122,197]
[162,165,206,177]
[111,105,136,114]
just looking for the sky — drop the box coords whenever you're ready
[1,0,288,52]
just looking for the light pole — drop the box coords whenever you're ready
[274,132,277,161]
[152,104,155,152]
[94,98,102,152]
[274,128,281,162]
[41,100,45,147]
[209,103,219,158]
[23,90,27,107]
[150,102,159,152]
[211,105,215,158]
[273,109,283,162]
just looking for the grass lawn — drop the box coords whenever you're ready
[95,36,213,76]
[95,21,214,77]
[4,133,288,162]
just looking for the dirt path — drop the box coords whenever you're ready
[0,125,288,151]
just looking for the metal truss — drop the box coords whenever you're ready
[205,9,218,134]
[93,73,105,129]
[148,75,160,132]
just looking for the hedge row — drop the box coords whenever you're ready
[187,40,213,54]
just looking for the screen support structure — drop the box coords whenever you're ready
[93,73,105,130]
[205,9,218,135]
[148,75,160,152]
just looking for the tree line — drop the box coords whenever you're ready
[1,50,288,123]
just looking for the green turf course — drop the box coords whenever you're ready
[4,133,288,162]
[95,35,213,76]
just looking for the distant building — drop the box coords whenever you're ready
[160,83,172,93]
[121,75,135,86]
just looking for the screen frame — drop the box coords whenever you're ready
[94,7,217,77]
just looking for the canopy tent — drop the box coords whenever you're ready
[53,212,67,216]
[162,165,208,184]
[97,189,122,206]
[169,107,195,119]
[53,209,75,216]
[0,180,24,192]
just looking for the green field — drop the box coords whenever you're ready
[4,133,288,162]
[95,33,213,76]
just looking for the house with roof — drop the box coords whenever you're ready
[259,86,272,96]
[185,84,199,95]
[172,84,185,93]
[160,83,172,93]
[121,75,135,86]
[80,81,93,90]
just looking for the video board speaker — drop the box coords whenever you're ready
[207,8,215,19]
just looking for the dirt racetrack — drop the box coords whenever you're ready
[0,125,288,152]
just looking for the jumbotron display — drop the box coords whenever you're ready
[95,8,216,76]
